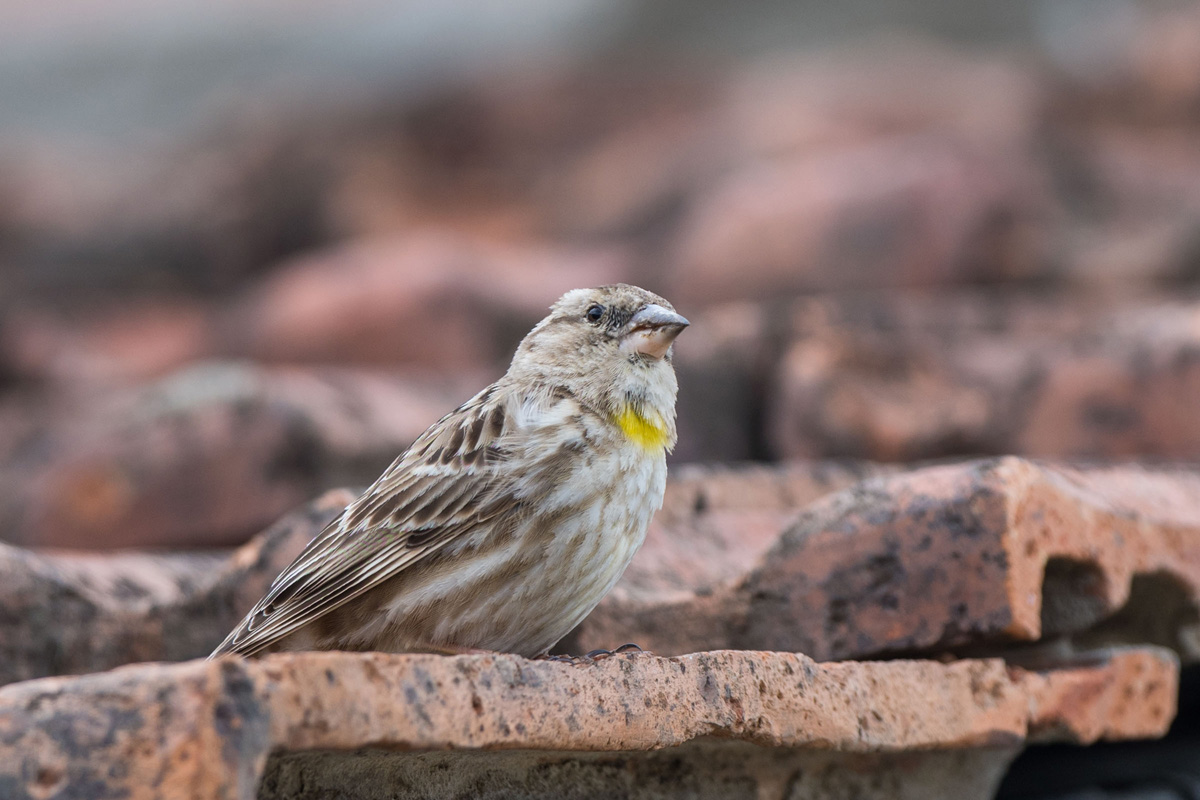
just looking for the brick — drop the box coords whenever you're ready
[767,295,1200,462]
[577,459,1200,663]
[0,365,468,550]
[667,140,1051,308]
[220,234,631,370]
[6,459,1200,684]
[0,647,1177,799]
[0,489,350,685]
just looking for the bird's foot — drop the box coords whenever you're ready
[538,643,647,666]
[539,653,583,665]
[587,643,646,661]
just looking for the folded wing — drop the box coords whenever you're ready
[211,385,516,657]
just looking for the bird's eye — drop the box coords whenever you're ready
[585,304,605,324]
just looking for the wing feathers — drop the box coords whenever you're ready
[212,384,520,657]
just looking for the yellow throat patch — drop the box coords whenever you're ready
[615,405,671,451]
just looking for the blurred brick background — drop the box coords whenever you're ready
[4,0,1200,552]
[4,3,1200,797]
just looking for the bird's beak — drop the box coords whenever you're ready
[620,304,690,360]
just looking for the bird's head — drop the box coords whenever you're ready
[508,284,688,446]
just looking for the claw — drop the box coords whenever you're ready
[538,643,648,666]
[539,654,580,664]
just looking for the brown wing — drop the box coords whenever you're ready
[211,384,516,657]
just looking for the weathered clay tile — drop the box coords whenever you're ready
[666,139,1052,309]
[575,458,1200,663]
[0,489,350,685]
[0,647,1177,799]
[0,366,469,550]
[669,302,777,464]
[5,458,1200,684]
[0,462,878,685]
[767,294,1200,462]
[219,233,631,370]
[0,299,216,386]
[1021,649,1179,744]
[725,40,1045,160]
[612,461,892,602]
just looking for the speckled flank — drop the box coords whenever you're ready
[368,400,668,657]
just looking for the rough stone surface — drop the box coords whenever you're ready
[767,294,1200,462]
[574,458,1200,663]
[559,460,891,655]
[0,489,350,685]
[0,461,879,685]
[739,458,1200,661]
[608,461,892,603]
[221,234,631,371]
[0,647,1178,800]
[669,302,777,463]
[5,10,1200,798]
[667,139,1051,308]
[5,458,1200,684]
[0,364,470,550]
[724,41,1044,161]
[1,299,217,386]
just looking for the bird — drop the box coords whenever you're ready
[211,284,688,659]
